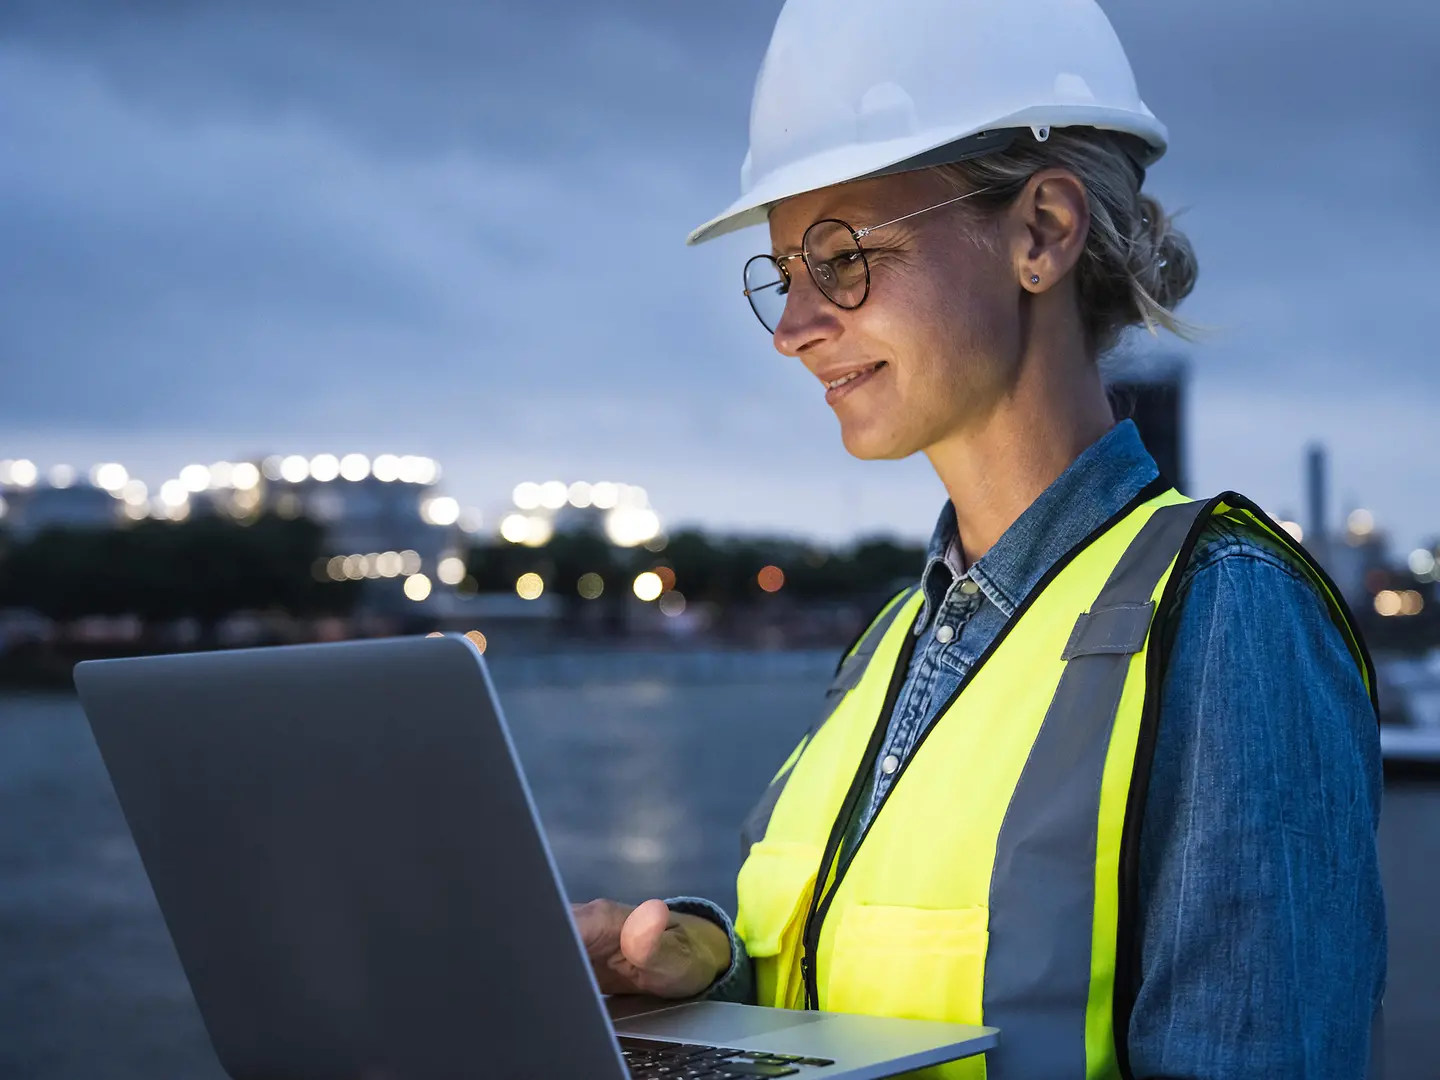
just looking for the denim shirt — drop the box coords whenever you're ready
[672,420,1386,1079]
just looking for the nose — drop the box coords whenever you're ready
[771,264,842,359]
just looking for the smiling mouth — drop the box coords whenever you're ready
[825,361,886,390]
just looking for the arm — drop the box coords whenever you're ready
[1127,537,1386,1078]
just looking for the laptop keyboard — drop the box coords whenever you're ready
[619,1035,834,1078]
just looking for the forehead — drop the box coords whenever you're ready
[766,171,940,253]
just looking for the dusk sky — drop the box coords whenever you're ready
[2,1,1436,548]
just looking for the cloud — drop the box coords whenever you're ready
[0,0,1436,547]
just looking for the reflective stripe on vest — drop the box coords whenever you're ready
[732,488,1374,1080]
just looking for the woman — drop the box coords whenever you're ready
[574,1,1385,1077]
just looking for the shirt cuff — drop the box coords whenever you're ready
[665,896,756,1004]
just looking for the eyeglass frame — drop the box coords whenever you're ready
[741,185,995,332]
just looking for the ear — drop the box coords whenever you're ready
[1009,169,1090,293]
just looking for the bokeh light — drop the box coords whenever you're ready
[372,454,401,482]
[1375,590,1402,617]
[591,481,620,509]
[49,465,76,489]
[568,481,593,508]
[422,496,460,526]
[399,550,423,576]
[659,591,687,617]
[159,480,188,508]
[1409,549,1436,578]
[464,630,488,654]
[339,453,370,482]
[758,565,786,593]
[438,556,467,585]
[279,455,309,483]
[309,454,340,482]
[230,462,259,490]
[8,459,37,488]
[404,574,433,602]
[605,506,661,547]
[121,480,149,506]
[209,461,234,488]
[578,573,604,599]
[92,463,128,492]
[501,513,531,544]
[513,482,542,510]
[516,573,545,600]
[1348,509,1375,536]
[376,551,403,578]
[653,566,676,592]
[539,480,568,510]
[633,572,663,602]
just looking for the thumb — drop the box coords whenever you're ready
[618,898,673,971]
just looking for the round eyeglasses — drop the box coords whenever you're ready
[742,187,993,334]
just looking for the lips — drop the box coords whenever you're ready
[822,361,887,405]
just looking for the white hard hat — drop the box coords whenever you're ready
[687,0,1166,246]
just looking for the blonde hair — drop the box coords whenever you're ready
[936,129,1199,356]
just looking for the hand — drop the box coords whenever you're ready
[571,897,732,999]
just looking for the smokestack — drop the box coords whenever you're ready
[1305,443,1327,554]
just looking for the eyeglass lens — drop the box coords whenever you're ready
[743,219,869,333]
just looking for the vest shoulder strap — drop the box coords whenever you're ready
[739,585,919,855]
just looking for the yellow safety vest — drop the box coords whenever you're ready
[734,488,1374,1080]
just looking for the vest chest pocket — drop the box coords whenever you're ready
[734,840,821,1010]
[825,903,989,1026]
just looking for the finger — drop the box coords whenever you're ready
[619,898,672,971]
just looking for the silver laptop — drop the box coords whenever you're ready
[73,634,997,1080]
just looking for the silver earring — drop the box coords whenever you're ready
[1029,274,1041,285]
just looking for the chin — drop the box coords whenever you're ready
[838,421,916,462]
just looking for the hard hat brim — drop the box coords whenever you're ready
[686,107,1166,247]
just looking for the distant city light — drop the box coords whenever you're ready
[659,591,687,617]
[397,455,425,484]
[0,461,12,485]
[363,553,382,580]
[209,461,234,488]
[513,482,542,510]
[539,481,569,510]
[279,455,310,484]
[438,556,468,586]
[500,513,530,544]
[625,485,650,508]
[633,571,663,602]
[8,459,37,488]
[176,464,208,492]
[1375,590,1402,617]
[653,566,677,592]
[422,496,461,527]
[159,480,189,508]
[578,573,604,599]
[399,550,422,576]
[464,630,488,654]
[50,464,76,489]
[372,454,401,482]
[343,555,366,580]
[1278,520,1304,543]
[261,456,284,481]
[758,565,786,593]
[516,572,545,600]
[167,502,191,522]
[340,453,371,482]
[568,482,594,508]
[309,454,341,483]
[522,516,554,547]
[121,480,148,506]
[1402,591,1425,616]
[404,574,433,602]
[123,503,149,521]
[231,462,261,490]
[591,481,620,510]
[413,457,440,485]
[605,506,661,547]
[326,556,347,581]
[92,463,128,492]
[1409,549,1437,578]
[376,551,403,578]
[1348,509,1374,537]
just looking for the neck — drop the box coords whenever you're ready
[924,343,1115,566]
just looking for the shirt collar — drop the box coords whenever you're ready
[915,419,1161,632]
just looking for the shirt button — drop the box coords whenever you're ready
[880,754,899,775]
[960,580,980,595]
[935,625,955,644]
